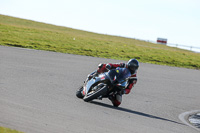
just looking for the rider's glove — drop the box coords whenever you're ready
[98,63,104,69]
[106,64,111,70]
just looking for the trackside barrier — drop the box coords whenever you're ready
[133,38,200,53]
[167,43,200,53]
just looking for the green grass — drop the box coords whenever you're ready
[0,14,200,69]
[0,127,23,133]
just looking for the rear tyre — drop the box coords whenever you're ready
[76,86,84,99]
[83,85,108,102]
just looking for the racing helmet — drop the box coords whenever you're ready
[127,59,139,74]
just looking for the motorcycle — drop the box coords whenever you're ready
[76,67,136,104]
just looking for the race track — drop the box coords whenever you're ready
[0,46,200,133]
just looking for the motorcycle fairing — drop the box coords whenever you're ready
[83,73,107,96]
[82,67,131,96]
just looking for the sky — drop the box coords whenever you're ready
[1,0,200,52]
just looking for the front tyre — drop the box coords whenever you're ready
[83,85,108,102]
[76,86,84,99]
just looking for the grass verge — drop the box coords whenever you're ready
[0,14,200,69]
[0,127,23,133]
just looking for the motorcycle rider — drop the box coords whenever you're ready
[85,59,139,107]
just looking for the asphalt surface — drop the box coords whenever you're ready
[0,46,200,133]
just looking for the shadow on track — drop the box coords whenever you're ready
[90,101,184,125]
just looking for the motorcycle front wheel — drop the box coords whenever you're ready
[76,86,84,99]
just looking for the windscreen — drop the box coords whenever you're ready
[107,67,131,83]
